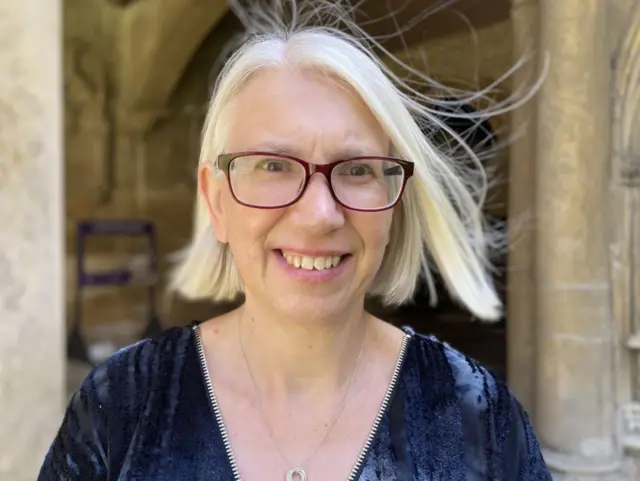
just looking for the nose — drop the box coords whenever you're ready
[289,173,345,234]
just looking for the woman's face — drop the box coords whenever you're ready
[201,67,394,320]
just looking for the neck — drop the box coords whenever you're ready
[236,297,370,396]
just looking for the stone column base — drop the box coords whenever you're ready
[543,450,636,481]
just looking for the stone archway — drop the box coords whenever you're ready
[118,0,229,130]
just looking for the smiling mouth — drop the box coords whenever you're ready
[277,250,349,271]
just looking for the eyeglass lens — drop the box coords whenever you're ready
[228,155,405,209]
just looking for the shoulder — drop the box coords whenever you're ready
[406,329,551,480]
[84,324,195,419]
[39,326,196,479]
[404,328,500,406]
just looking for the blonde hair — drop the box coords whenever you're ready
[170,0,513,321]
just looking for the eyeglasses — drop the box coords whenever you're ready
[216,152,414,212]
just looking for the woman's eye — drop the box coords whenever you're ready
[348,165,371,176]
[261,160,285,171]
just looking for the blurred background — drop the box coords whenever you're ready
[2,0,640,479]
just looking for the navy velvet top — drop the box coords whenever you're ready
[39,324,551,480]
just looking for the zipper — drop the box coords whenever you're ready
[194,324,411,481]
[345,332,410,480]
[194,325,242,480]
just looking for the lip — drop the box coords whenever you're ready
[274,247,351,257]
[272,250,351,284]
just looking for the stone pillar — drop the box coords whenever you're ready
[0,1,65,480]
[507,0,540,418]
[534,0,622,477]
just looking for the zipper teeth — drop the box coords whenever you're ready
[346,333,410,481]
[194,325,242,481]
[195,324,410,481]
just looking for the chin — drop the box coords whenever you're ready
[271,292,359,323]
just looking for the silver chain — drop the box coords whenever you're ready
[238,318,367,475]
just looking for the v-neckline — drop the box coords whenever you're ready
[192,323,412,481]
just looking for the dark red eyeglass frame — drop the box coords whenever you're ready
[216,151,415,212]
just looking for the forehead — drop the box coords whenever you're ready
[224,67,389,157]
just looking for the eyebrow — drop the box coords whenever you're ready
[244,141,303,157]
[243,141,386,160]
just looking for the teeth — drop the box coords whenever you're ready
[281,251,344,270]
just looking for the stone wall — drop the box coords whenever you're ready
[62,5,240,335]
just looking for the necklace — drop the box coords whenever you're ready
[238,319,367,481]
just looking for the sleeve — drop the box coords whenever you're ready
[38,363,109,481]
[498,388,552,480]
[440,339,552,480]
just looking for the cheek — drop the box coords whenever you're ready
[351,212,393,253]
[223,201,282,260]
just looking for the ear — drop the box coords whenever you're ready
[199,163,229,244]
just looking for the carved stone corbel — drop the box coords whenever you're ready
[619,402,640,452]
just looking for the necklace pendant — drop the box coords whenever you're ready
[286,467,307,481]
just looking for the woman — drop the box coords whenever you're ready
[40,1,550,480]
